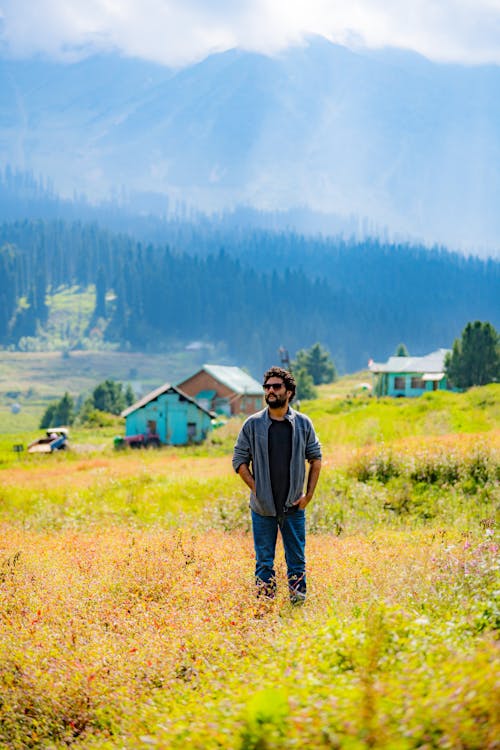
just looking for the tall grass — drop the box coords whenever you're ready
[0,527,498,749]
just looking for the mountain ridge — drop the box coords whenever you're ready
[1,37,499,254]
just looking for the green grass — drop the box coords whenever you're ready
[0,470,238,529]
[14,286,100,353]
[306,383,500,448]
[47,284,96,329]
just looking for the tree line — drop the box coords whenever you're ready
[446,321,499,388]
[0,218,499,374]
[40,379,135,429]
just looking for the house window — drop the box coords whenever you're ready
[411,377,425,389]
[394,376,405,390]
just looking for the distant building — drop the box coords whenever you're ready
[177,364,264,416]
[121,383,213,445]
[369,349,453,397]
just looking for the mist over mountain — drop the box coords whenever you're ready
[1,37,499,256]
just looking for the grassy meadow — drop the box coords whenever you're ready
[0,373,499,748]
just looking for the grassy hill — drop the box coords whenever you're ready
[309,382,500,448]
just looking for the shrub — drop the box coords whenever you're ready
[350,449,401,483]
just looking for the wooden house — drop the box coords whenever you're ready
[177,364,263,416]
[369,349,452,397]
[122,383,213,445]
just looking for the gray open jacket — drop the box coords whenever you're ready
[232,407,322,516]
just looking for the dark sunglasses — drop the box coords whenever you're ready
[263,382,284,391]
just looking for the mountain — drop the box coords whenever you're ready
[1,38,499,254]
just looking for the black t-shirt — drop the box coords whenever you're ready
[268,418,293,518]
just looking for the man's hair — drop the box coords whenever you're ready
[263,366,296,401]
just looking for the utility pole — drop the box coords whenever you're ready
[278,346,291,371]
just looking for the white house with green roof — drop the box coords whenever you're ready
[177,364,264,416]
[369,349,453,397]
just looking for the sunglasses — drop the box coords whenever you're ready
[263,382,284,391]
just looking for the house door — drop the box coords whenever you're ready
[165,403,188,445]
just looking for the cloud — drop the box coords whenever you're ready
[0,0,499,66]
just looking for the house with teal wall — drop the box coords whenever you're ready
[122,383,213,445]
[369,349,452,397]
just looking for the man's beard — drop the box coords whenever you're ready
[265,393,288,409]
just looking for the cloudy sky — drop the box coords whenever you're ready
[0,0,499,67]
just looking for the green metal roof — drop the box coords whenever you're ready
[202,365,263,395]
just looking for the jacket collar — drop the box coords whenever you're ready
[262,405,296,424]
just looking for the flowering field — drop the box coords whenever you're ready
[0,388,499,748]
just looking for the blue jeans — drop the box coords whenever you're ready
[251,508,306,602]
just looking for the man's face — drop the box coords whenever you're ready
[264,379,290,409]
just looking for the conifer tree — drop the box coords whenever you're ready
[294,368,317,400]
[54,392,75,426]
[39,392,75,428]
[92,380,127,415]
[94,265,107,318]
[294,343,337,385]
[445,321,500,388]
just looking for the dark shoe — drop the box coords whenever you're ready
[256,578,276,599]
[288,573,306,605]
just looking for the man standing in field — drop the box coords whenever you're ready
[232,366,322,604]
